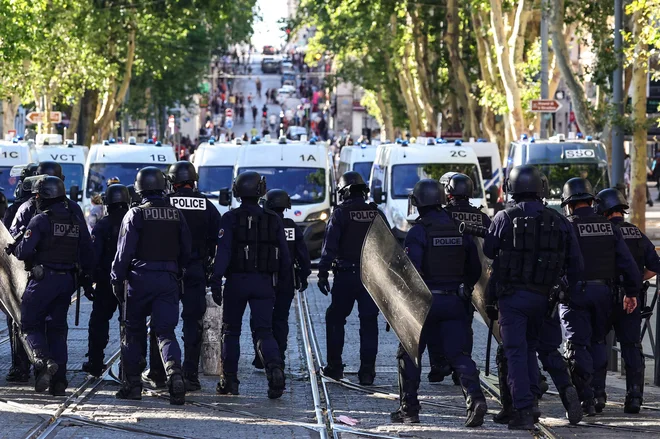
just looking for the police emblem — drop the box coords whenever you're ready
[218,229,224,239]
[24,229,32,239]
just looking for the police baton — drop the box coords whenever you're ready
[74,268,81,326]
[121,280,128,383]
[485,318,494,376]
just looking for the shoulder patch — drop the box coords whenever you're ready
[24,229,32,239]
[218,228,224,239]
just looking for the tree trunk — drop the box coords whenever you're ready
[68,98,82,139]
[628,9,648,230]
[2,94,20,135]
[82,90,99,146]
[410,8,437,133]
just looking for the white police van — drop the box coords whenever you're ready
[369,137,487,240]
[505,134,610,210]
[337,143,378,185]
[460,138,503,214]
[191,138,242,214]
[224,137,336,258]
[0,140,37,204]
[33,136,88,201]
[82,138,176,217]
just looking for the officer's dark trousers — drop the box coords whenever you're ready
[427,301,475,371]
[559,283,612,402]
[180,262,207,374]
[399,294,481,408]
[222,273,281,374]
[499,289,547,410]
[7,315,30,373]
[21,271,75,383]
[86,280,118,366]
[326,271,379,368]
[123,270,181,379]
[601,304,644,394]
[537,310,572,391]
[251,280,295,363]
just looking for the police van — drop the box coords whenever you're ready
[337,143,378,185]
[190,138,241,215]
[460,138,503,214]
[505,134,610,210]
[224,138,336,258]
[33,137,88,200]
[369,138,488,240]
[82,138,176,218]
[0,140,36,204]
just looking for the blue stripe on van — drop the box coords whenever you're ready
[484,168,500,189]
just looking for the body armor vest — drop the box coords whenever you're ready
[568,214,616,281]
[445,203,488,227]
[100,210,126,272]
[36,209,80,265]
[283,217,298,262]
[229,207,280,274]
[337,201,379,264]
[168,192,209,258]
[419,216,465,279]
[498,207,567,293]
[617,220,645,272]
[135,201,181,261]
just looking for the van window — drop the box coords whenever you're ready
[60,163,85,196]
[337,161,348,178]
[391,163,483,198]
[238,167,326,204]
[353,162,373,183]
[86,162,169,196]
[537,163,609,198]
[477,157,493,179]
[370,164,385,195]
[198,166,234,197]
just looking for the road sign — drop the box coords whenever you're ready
[530,99,562,113]
[225,119,234,130]
[225,108,233,118]
[25,111,62,124]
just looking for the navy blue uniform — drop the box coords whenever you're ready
[14,202,94,384]
[559,207,641,405]
[484,201,582,410]
[10,197,86,236]
[211,203,291,376]
[319,196,385,370]
[111,196,192,380]
[399,208,484,410]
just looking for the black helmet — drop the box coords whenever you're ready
[104,184,130,206]
[21,163,39,179]
[135,166,167,193]
[36,161,64,180]
[25,175,43,194]
[35,176,66,199]
[338,171,369,199]
[506,165,543,196]
[561,178,594,207]
[595,188,628,215]
[233,171,266,198]
[264,189,291,210]
[410,179,444,207]
[168,161,198,184]
[126,184,141,204]
[441,172,473,199]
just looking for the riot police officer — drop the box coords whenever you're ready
[560,178,641,416]
[392,179,486,426]
[2,163,38,383]
[111,167,192,405]
[483,165,582,429]
[210,171,291,399]
[318,171,385,385]
[126,184,141,207]
[13,176,94,395]
[82,184,131,377]
[427,172,492,384]
[251,189,311,368]
[594,187,660,413]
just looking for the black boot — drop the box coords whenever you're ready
[539,374,549,397]
[494,347,513,424]
[427,360,451,383]
[451,370,461,386]
[252,356,264,369]
[82,361,105,378]
[624,385,643,414]
[266,364,286,399]
[559,385,583,425]
[116,377,143,400]
[216,373,240,395]
[358,364,376,386]
[184,371,202,392]
[508,407,535,430]
[465,395,488,427]
[49,380,68,396]
[321,363,344,381]
[582,399,596,417]
[390,403,420,424]
[594,389,607,413]
[141,368,167,389]
[6,366,30,383]
[532,397,541,423]
[35,359,58,393]
[168,373,186,405]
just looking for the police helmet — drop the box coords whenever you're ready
[595,188,628,215]
[167,161,198,184]
[126,184,141,204]
[35,176,66,199]
[24,175,42,194]
[233,171,266,199]
[561,178,594,207]
[441,172,473,199]
[106,176,120,186]
[36,161,64,180]
[410,179,445,207]
[135,167,167,194]
[337,171,369,199]
[506,165,543,196]
[21,163,39,179]
[264,189,291,210]
[104,184,131,206]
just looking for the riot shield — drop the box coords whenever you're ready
[360,216,432,366]
[471,237,501,343]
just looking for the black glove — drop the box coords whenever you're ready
[84,285,95,301]
[4,244,14,256]
[211,285,223,306]
[486,304,499,321]
[81,274,94,301]
[317,271,330,296]
[112,283,125,304]
[299,277,309,292]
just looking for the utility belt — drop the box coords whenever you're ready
[27,264,75,281]
[332,261,359,274]
[430,284,471,301]
[579,279,612,287]
[498,283,551,297]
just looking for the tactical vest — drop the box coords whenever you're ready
[419,216,465,278]
[617,220,645,272]
[168,192,209,258]
[337,202,379,264]
[135,201,181,261]
[101,210,127,271]
[498,207,566,293]
[36,210,80,265]
[283,217,298,262]
[229,207,280,274]
[445,203,488,227]
[568,214,616,281]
